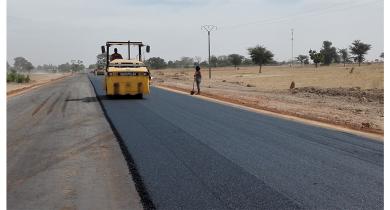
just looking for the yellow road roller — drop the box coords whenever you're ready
[101,41,151,98]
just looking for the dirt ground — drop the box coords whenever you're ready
[7,72,71,95]
[151,63,384,134]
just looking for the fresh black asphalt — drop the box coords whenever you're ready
[89,75,383,209]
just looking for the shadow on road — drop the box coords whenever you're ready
[65,95,144,104]
[66,97,98,103]
[99,95,145,100]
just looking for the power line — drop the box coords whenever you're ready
[219,0,382,30]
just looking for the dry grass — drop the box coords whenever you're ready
[152,63,383,91]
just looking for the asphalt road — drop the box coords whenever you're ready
[7,75,142,210]
[89,74,383,210]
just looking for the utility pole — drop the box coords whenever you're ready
[201,25,217,79]
[291,28,294,68]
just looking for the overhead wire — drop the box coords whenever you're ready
[218,0,382,30]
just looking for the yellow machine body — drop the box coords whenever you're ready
[104,59,150,96]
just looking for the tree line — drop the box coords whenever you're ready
[6,57,85,83]
[305,40,375,68]
[7,57,85,83]
[145,55,259,70]
[144,39,383,72]
[36,60,85,72]
[7,57,86,73]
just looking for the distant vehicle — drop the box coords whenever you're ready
[95,68,105,75]
[101,41,151,98]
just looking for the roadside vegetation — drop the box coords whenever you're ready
[7,57,33,83]
[36,60,85,73]
[248,45,274,73]
[6,56,85,83]
[144,40,382,71]
[7,70,30,83]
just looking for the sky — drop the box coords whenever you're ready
[7,0,384,66]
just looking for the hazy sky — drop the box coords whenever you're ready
[7,0,383,66]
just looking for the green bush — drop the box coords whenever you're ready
[7,70,17,83]
[6,71,30,83]
[7,72,15,82]
[16,74,25,83]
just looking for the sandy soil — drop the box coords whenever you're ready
[151,63,384,134]
[7,73,71,95]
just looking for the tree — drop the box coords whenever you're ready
[167,60,176,68]
[71,60,84,72]
[194,56,202,65]
[349,40,371,66]
[309,49,323,68]
[380,52,384,59]
[338,48,350,67]
[209,55,218,67]
[58,63,71,72]
[228,54,244,69]
[216,55,229,67]
[7,62,12,72]
[320,41,339,65]
[296,55,309,66]
[199,61,208,67]
[13,57,34,73]
[242,58,253,66]
[173,57,194,68]
[36,64,57,72]
[248,45,274,73]
[145,57,167,69]
[88,64,97,69]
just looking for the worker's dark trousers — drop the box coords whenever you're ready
[196,78,201,93]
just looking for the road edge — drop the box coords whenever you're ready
[88,75,156,210]
[7,74,73,98]
[154,84,383,142]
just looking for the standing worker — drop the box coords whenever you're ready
[194,65,202,95]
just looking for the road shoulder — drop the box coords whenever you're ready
[7,75,142,210]
[7,73,72,98]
